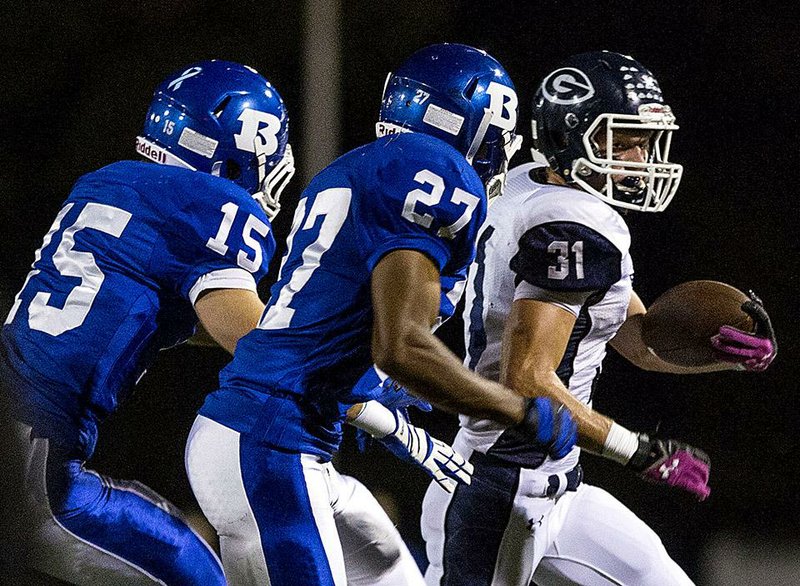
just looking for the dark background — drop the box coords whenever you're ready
[2,2,799,584]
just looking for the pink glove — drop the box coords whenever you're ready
[628,435,711,501]
[710,290,776,372]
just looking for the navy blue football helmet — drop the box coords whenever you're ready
[532,51,683,212]
[137,60,295,219]
[377,43,521,199]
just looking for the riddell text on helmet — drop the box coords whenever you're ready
[136,138,168,165]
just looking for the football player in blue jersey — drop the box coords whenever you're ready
[185,43,581,586]
[0,60,295,585]
[421,51,777,586]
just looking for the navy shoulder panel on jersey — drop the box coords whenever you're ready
[354,133,487,273]
[510,221,621,292]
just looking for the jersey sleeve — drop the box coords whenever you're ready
[509,221,622,293]
[513,282,592,317]
[154,181,276,304]
[358,136,487,273]
[439,268,468,323]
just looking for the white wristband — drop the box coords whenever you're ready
[349,401,397,438]
[602,422,640,465]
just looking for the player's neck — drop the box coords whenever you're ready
[544,167,570,187]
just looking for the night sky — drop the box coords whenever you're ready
[2,2,798,583]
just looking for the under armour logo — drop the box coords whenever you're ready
[659,458,680,479]
[167,67,203,91]
[541,68,595,105]
[527,515,544,533]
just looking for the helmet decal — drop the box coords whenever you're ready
[541,68,595,105]
[166,66,203,91]
[486,81,518,131]
[177,127,218,158]
[377,43,520,195]
[233,109,282,155]
[138,60,295,219]
[422,104,465,136]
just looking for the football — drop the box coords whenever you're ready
[641,280,755,367]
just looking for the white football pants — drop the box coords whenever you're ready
[421,437,693,586]
[186,414,425,586]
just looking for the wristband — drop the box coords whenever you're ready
[602,422,639,465]
[349,401,397,438]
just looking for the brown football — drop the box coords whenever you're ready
[641,280,755,367]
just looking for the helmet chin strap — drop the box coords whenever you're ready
[465,108,494,164]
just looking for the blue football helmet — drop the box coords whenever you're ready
[377,43,521,199]
[137,60,295,219]
[532,51,683,212]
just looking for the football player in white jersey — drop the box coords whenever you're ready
[420,51,777,586]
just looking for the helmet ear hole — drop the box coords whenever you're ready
[564,113,579,129]
[226,160,241,181]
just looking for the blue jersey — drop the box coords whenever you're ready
[1,161,274,457]
[201,133,486,458]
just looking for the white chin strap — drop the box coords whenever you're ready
[253,143,296,221]
[465,108,494,164]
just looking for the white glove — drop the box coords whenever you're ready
[349,400,473,493]
[380,410,473,493]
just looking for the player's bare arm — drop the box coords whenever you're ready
[194,288,266,354]
[501,297,614,454]
[503,296,710,500]
[371,249,528,426]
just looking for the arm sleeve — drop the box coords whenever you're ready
[509,221,622,293]
[187,268,258,305]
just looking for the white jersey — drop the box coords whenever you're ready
[459,162,634,473]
